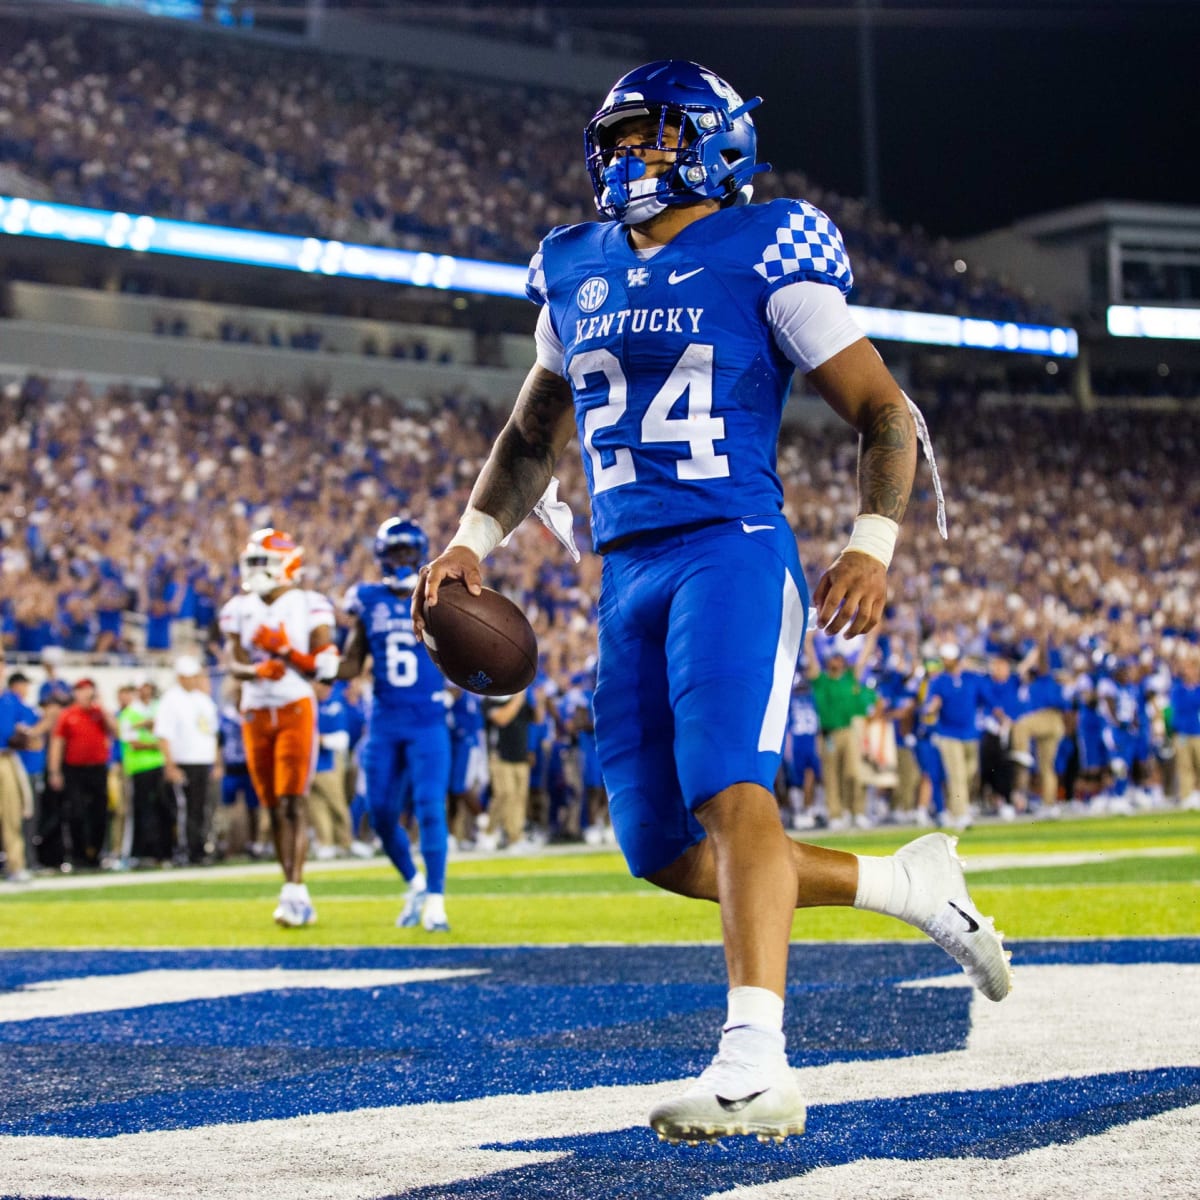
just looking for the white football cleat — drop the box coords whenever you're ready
[895,833,1012,1001]
[649,1042,806,1144]
[273,886,317,928]
[397,879,428,928]
[421,892,450,933]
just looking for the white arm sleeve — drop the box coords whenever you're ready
[766,280,865,374]
[534,305,566,376]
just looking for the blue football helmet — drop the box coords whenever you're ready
[374,517,427,590]
[585,59,770,225]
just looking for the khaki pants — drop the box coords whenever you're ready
[894,745,920,813]
[818,726,864,819]
[1175,734,1200,800]
[934,736,980,820]
[488,757,530,844]
[0,754,29,875]
[309,765,351,851]
[107,764,129,859]
[1011,708,1066,806]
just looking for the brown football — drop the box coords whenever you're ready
[421,579,538,696]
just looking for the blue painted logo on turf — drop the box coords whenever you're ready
[0,940,1197,1199]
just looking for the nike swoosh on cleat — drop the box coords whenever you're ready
[741,521,773,533]
[716,1090,767,1113]
[947,900,981,932]
[667,267,705,284]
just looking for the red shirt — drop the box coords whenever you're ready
[54,704,111,766]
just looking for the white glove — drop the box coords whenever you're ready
[314,645,341,682]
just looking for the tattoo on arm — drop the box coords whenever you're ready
[468,368,575,534]
[858,400,917,523]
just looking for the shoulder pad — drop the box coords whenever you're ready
[750,198,854,296]
[342,583,363,616]
[526,222,606,304]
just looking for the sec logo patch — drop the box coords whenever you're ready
[577,276,609,313]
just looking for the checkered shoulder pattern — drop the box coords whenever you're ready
[526,244,548,304]
[752,200,854,295]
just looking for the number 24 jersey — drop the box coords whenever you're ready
[527,198,855,551]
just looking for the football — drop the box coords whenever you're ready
[421,579,538,696]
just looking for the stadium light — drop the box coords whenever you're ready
[1107,305,1200,341]
[0,194,1079,357]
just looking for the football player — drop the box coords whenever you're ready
[447,684,488,849]
[219,528,339,927]
[564,668,609,844]
[415,60,1010,1143]
[781,669,821,831]
[341,518,452,933]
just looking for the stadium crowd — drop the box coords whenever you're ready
[0,370,1198,884]
[0,372,1196,664]
[0,14,1055,324]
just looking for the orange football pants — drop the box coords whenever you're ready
[242,697,317,808]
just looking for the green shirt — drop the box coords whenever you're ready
[118,702,165,774]
[810,672,876,732]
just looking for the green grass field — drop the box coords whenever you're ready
[3,812,1198,949]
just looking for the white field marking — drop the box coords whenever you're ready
[961,846,1194,872]
[790,963,1200,1107]
[714,1104,1200,1200]
[0,843,622,895]
[0,967,487,1023]
[306,891,653,902]
[0,963,1197,1200]
[4,844,1190,898]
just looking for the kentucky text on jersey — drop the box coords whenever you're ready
[574,306,704,341]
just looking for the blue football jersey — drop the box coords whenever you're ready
[345,582,447,726]
[218,704,247,767]
[528,199,853,550]
[449,689,484,741]
[788,691,820,739]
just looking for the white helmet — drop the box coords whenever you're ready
[239,528,303,596]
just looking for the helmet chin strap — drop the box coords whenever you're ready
[620,179,669,226]
[602,155,670,226]
[386,570,421,591]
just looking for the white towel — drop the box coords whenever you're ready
[499,476,581,563]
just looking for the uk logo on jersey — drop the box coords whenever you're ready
[627,266,651,287]
[369,601,394,635]
[578,276,610,312]
[2,941,1198,1199]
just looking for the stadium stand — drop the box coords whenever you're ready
[0,371,1194,662]
[0,13,1052,322]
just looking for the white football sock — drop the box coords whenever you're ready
[853,854,910,918]
[723,986,786,1059]
[725,985,784,1033]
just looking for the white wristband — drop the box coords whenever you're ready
[844,513,899,568]
[446,507,505,562]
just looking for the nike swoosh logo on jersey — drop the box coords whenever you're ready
[947,900,980,933]
[716,1090,767,1113]
[667,267,705,285]
[741,521,773,533]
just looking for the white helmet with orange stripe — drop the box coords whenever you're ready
[239,528,303,596]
